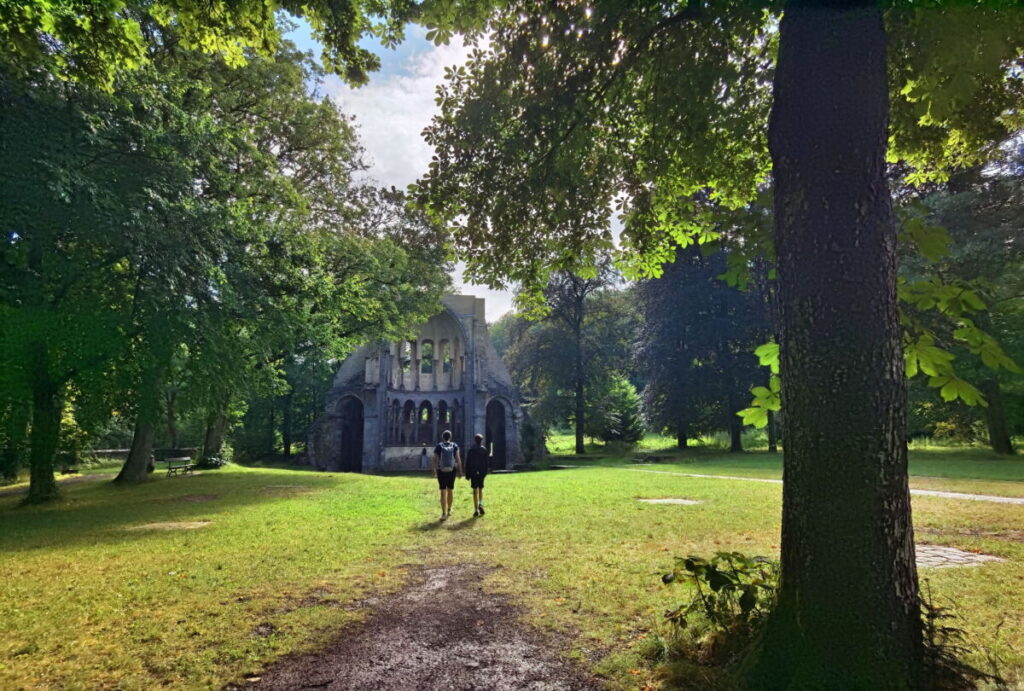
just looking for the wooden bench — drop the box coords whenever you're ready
[164,457,196,477]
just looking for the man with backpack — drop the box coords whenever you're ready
[432,430,463,521]
[464,434,490,517]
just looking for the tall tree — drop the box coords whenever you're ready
[637,245,770,451]
[417,1,1024,683]
[544,265,616,453]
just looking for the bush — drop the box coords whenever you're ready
[195,455,228,470]
[588,375,646,443]
[518,411,546,464]
[661,552,779,665]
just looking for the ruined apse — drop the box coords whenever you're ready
[308,295,522,472]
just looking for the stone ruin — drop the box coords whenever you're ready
[308,295,523,472]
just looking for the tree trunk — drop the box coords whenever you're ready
[1,399,29,483]
[676,422,688,449]
[729,413,743,453]
[25,373,63,504]
[202,409,228,460]
[165,391,178,450]
[982,379,1014,455]
[767,410,778,453]
[574,329,585,455]
[754,3,923,687]
[116,417,156,483]
[116,369,163,484]
[282,394,293,458]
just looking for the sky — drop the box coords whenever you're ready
[286,22,516,322]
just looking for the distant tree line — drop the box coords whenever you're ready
[495,155,1024,457]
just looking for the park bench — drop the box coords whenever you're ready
[164,457,196,477]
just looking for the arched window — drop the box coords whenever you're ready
[418,401,434,444]
[404,400,416,424]
[437,400,449,424]
[421,341,434,374]
[399,341,412,372]
[390,400,401,443]
[441,340,453,373]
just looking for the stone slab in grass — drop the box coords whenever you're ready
[637,498,702,505]
[916,544,1006,569]
[549,465,581,470]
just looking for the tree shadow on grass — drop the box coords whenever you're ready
[0,470,343,553]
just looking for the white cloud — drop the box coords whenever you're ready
[326,35,514,322]
[326,35,472,191]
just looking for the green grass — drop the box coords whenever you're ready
[2,440,1024,689]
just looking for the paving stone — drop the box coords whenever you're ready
[637,498,702,505]
[916,544,1006,569]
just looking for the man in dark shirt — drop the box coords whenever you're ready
[464,434,490,517]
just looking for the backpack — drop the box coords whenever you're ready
[438,441,457,471]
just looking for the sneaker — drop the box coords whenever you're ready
[478,506,485,516]
[440,514,447,521]
[473,509,480,517]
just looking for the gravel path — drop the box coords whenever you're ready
[236,563,601,691]
[625,468,1024,504]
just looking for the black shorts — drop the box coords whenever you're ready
[437,470,456,490]
[468,473,486,489]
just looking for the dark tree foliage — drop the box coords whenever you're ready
[637,246,770,451]
[900,159,1024,454]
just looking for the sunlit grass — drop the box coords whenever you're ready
[2,441,1024,688]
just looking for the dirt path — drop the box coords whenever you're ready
[238,563,602,690]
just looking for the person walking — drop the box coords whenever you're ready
[432,430,462,521]
[465,434,489,516]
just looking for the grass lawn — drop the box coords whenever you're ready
[2,440,1024,689]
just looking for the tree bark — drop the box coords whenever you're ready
[25,372,63,504]
[982,379,1014,455]
[574,323,585,455]
[117,417,156,483]
[282,393,293,458]
[202,409,228,460]
[115,368,163,484]
[165,391,178,450]
[729,414,743,453]
[1,399,29,483]
[676,423,688,449]
[754,3,923,686]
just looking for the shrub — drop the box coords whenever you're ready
[588,375,646,443]
[195,455,228,470]
[661,552,779,665]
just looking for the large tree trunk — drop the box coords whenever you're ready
[754,3,923,686]
[202,409,228,460]
[25,372,63,504]
[982,379,1014,455]
[116,417,156,484]
[165,391,178,450]
[115,369,163,484]
[1,399,29,483]
[676,422,688,449]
